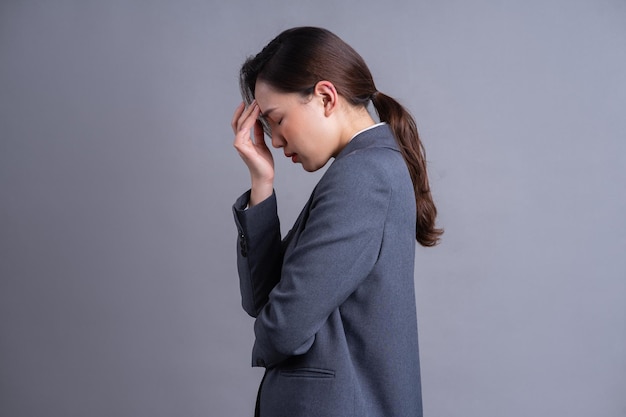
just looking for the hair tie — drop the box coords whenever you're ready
[371,91,379,101]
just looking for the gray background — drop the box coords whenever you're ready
[1,0,625,416]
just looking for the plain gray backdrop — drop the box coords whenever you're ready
[1,1,625,416]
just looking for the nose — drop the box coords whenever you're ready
[271,133,286,149]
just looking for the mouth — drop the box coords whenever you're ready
[285,152,299,163]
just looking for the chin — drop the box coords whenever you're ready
[301,161,326,172]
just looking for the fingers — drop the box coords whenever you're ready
[233,101,265,163]
[232,100,260,137]
[231,102,245,134]
[231,101,275,187]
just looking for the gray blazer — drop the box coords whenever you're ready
[233,124,422,417]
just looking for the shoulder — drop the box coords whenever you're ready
[330,145,402,182]
[312,147,404,217]
[314,124,411,199]
[331,123,405,175]
[325,137,407,188]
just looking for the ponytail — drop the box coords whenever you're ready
[372,92,443,247]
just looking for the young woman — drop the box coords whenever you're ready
[231,26,441,417]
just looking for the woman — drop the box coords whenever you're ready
[231,27,441,417]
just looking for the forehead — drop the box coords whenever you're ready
[254,80,284,106]
[254,80,303,113]
[254,79,277,98]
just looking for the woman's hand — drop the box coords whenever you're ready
[232,101,275,206]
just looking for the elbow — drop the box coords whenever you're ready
[255,318,316,357]
[273,333,315,357]
[241,298,263,318]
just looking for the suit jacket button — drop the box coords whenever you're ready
[256,358,265,367]
[239,233,248,257]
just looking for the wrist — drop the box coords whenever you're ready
[249,180,274,207]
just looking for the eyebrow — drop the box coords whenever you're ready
[260,107,277,119]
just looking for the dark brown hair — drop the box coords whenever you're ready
[240,27,442,246]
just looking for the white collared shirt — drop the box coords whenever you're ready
[349,122,387,141]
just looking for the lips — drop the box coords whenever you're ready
[285,152,298,163]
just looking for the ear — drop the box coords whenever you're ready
[313,80,339,117]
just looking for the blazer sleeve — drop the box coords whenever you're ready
[232,190,283,317]
[252,152,393,367]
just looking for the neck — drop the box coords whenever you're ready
[339,106,377,146]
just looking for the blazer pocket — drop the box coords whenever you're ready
[279,367,335,379]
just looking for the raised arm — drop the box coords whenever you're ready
[231,101,282,316]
